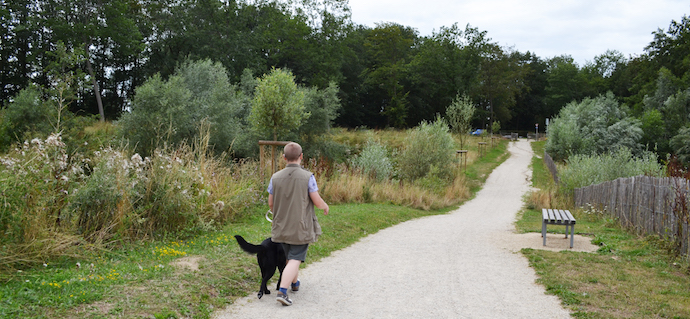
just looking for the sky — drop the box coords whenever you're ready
[346,0,689,66]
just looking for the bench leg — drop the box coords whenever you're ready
[565,224,569,239]
[570,224,575,248]
[542,221,547,246]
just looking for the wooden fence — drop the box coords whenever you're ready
[543,151,559,184]
[574,175,690,256]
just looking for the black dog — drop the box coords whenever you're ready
[234,235,286,299]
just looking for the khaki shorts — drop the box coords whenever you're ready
[281,243,309,262]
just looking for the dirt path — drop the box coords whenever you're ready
[213,139,596,318]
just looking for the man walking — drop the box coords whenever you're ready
[267,142,329,306]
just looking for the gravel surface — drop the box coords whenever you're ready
[214,139,595,318]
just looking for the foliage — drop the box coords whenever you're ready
[491,121,501,134]
[558,147,665,194]
[0,86,52,150]
[445,93,475,149]
[641,68,689,156]
[0,127,264,271]
[397,116,455,181]
[118,59,244,157]
[361,22,416,127]
[298,82,341,140]
[350,139,394,181]
[670,126,690,163]
[545,92,643,161]
[249,68,307,141]
[544,55,588,111]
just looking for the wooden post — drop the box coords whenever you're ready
[478,142,487,157]
[456,150,468,171]
[258,140,292,180]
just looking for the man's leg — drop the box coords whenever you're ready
[280,259,301,289]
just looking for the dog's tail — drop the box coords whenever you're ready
[234,235,266,254]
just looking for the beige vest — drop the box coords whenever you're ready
[271,164,322,244]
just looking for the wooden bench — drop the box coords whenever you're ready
[542,209,576,248]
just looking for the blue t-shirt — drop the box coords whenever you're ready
[267,174,318,195]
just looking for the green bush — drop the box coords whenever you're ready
[351,139,394,181]
[671,126,690,163]
[0,86,53,150]
[118,59,245,157]
[558,147,665,194]
[545,92,643,161]
[397,117,455,181]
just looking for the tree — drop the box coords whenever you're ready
[478,45,526,128]
[299,82,341,140]
[544,55,589,114]
[44,42,86,132]
[510,51,548,132]
[249,68,308,141]
[641,68,688,156]
[0,0,39,106]
[445,94,475,149]
[646,15,690,80]
[361,22,416,127]
[406,24,487,126]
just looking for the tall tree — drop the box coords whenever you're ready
[478,44,526,129]
[544,55,587,115]
[646,15,690,81]
[510,51,548,131]
[406,24,487,126]
[361,22,416,127]
[0,0,40,106]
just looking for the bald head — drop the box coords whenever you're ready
[283,142,302,162]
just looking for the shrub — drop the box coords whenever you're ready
[118,59,244,157]
[0,86,52,150]
[0,133,84,269]
[351,139,394,181]
[397,117,455,181]
[558,147,665,194]
[545,92,643,161]
[670,126,690,163]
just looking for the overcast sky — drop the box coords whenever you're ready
[347,0,689,66]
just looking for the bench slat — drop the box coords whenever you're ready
[564,210,576,225]
[542,208,577,248]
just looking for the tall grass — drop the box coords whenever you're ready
[0,130,264,271]
[0,124,500,273]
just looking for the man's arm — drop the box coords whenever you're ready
[309,191,329,215]
[268,193,274,212]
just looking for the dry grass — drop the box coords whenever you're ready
[320,165,470,211]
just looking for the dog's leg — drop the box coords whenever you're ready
[257,255,271,299]
[276,260,286,291]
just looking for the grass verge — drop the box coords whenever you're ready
[518,141,690,318]
[0,139,509,318]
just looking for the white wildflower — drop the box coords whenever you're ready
[213,200,225,211]
[131,153,143,166]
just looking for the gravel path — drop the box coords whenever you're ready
[214,139,587,318]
